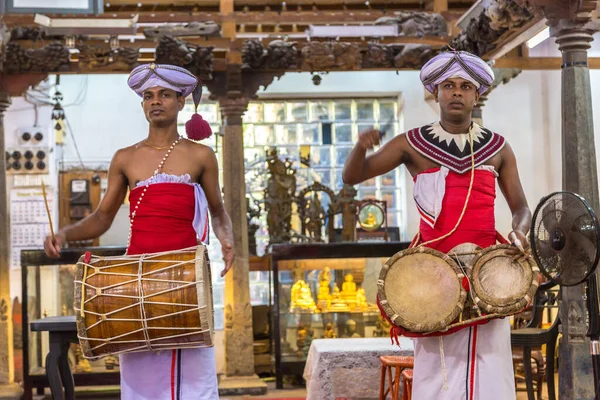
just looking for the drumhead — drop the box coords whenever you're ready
[378,247,467,333]
[471,244,540,315]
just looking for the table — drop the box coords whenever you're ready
[30,316,79,400]
[303,337,414,400]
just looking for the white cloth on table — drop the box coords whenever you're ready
[303,337,414,400]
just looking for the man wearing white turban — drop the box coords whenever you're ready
[44,64,234,399]
[343,51,530,399]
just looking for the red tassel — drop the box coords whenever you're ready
[185,113,212,141]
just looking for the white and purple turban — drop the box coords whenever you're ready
[127,63,198,97]
[420,51,495,95]
[127,63,212,140]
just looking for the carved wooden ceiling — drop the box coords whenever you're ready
[0,0,597,80]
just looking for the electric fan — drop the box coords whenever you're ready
[530,191,600,397]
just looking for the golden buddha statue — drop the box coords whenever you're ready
[341,273,358,308]
[324,322,337,339]
[355,288,379,312]
[363,211,377,228]
[356,288,367,310]
[290,280,317,313]
[317,267,332,310]
[326,284,351,312]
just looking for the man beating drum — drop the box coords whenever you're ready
[43,64,234,399]
[343,51,531,400]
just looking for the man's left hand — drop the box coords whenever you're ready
[221,242,234,277]
[509,230,531,263]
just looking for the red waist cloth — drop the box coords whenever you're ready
[127,183,198,255]
[417,167,497,252]
[380,167,501,341]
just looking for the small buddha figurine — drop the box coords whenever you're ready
[296,324,308,357]
[341,319,362,338]
[291,281,318,313]
[327,284,351,312]
[356,288,368,311]
[290,279,304,312]
[341,273,358,308]
[324,322,337,338]
[317,267,332,310]
[363,211,377,228]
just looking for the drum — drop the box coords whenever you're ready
[377,246,467,333]
[74,246,214,360]
[470,244,540,315]
[378,243,540,335]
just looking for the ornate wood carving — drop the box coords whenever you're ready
[0,25,10,72]
[301,41,362,72]
[264,40,298,69]
[447,0,535,56]
[143,21,220,39]
[374,12,448,36]
[264,147,296,246]
[393,44,436,68]
[5,41,70,73]
[297,182,336,243]
[242,39,298,70]
[154,35,213,80]
[362,43,394,68]
[76,44,139,72]
[242,39,265,69]
[247,197,261,256]
[332,184,358,242]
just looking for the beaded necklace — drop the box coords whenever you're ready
[127,135,184,248]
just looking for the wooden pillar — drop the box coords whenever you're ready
[0,89,19,396]
[220,96,257,378]
[541,1,599,398]
[207,67,277,395]
[0,73,45,398]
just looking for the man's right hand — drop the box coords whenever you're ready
[358,129,382,150]
[44,232,66,259]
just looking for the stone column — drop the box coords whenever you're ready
[0,90,20,397]
[471,102,484,126]
[218,95,267,395]
[551,20,598,399]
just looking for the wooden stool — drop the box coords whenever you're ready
[402,369,413,400]
[379,355,414,400]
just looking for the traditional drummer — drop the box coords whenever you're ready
[44,64,234,399]
[343,50,531,400]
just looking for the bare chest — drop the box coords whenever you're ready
[123,147,202,189]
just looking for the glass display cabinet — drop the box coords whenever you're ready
[21,247,126,399]
[269,242,410,389]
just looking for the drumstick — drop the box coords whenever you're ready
[41,180,55,241]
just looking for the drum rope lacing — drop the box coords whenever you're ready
[74,246,212,358]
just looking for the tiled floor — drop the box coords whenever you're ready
[26,374,559,399]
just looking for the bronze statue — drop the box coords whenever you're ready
[264,148,296,245]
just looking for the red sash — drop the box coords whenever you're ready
[418,167,497,252]
[127,183,198,255]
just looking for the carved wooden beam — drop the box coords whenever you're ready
[494,56,600,69]
[448,0,543,60]
[0,73,48,96]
